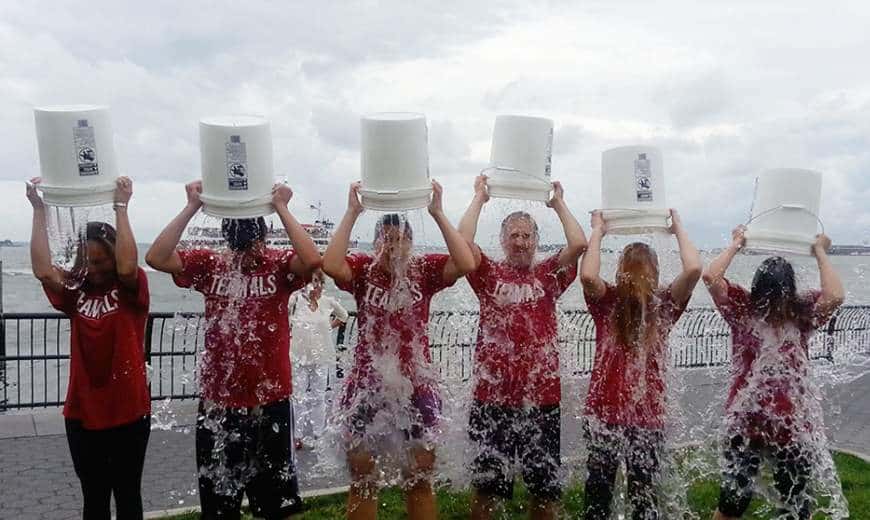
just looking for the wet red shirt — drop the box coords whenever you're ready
[173,248,308,408]
[45,268,151,430]
[713,278,824,442]
[584,283,686,430]
[335,253,453,402]
[467,252,577,407]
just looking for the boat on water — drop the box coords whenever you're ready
[184,218,357,251]
[183,203,358,251]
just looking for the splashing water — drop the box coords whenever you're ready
[143,205,867,518]
[44,203,114,288]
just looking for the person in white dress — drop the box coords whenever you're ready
[289,269,349,449]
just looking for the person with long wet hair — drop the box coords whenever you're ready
[322,181,475,520]
[458,175,586,520]
[146,180,320,519]
[28,177,151,520]
[580,209,702,520]
[703,226,844,520]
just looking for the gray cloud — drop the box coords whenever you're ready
[3,1,870,249]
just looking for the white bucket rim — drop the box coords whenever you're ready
[358,185,432,196]
[744,239,814,256]
[494,114,555,125]
[484,166,552,183]
[37,183,116,195]
[200,193,275,219]
[362,112,426,122]
[199,193,274,207]
[484,167,552,202]
[359,186,432,211]
[487,185,550,202]
[199,114,269,128]
[603,144,661,154]
[600,208,671,218]
[34,104,109,113]
[201,204,275,219]
[600,208,671,236]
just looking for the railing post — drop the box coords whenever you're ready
[144,315,154,364]
[334,321,347,380]
[0,260,6,412]
[825,309,840,362]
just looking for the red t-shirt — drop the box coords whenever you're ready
[45,268,151,430]
[173,248,308,408]
[335,253,453,404]
[466,252,577,407]
[712,278,824,443]
[584,283,686,430]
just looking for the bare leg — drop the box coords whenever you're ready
[405,444,437,520]
[712,511,739,520]
[347,447,378,520]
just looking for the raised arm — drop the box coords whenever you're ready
[322,182,364,286]
[812,233,845,321]
[457,175,489,266]
[430,180,475,284]
[145,181,202,275]
[271,183,321,277]
[547,181,587,268]
[112,177,139,290]
[702,225,745,302]
[580,211,607,300]
[668,209,702,306]
[27,178,63,292]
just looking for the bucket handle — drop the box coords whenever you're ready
[745,204,825,234]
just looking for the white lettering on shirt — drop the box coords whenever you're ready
[76,289,120,320]
[362,280,423,312]
[492,280,546,306]
[206,274,279,299]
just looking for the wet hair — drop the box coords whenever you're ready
[373,213,413,243]
[500,211,539,238]
[750,256,810,326]
[613,242,660,349]
[71,222,117,281]
[221,217,267,251]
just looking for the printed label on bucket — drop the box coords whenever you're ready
[73,120,99,176]
[634,153,653,202]
[226,135,248,191]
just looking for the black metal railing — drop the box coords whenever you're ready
[2,306,869,411]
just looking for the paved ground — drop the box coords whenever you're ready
[1,367,868,519]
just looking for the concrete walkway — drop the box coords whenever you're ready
[1,368,868,519]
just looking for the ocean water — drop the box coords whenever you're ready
[2,242,869,313]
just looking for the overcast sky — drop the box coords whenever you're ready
[2,1,870,248]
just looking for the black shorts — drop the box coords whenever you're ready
[468,401,561,501]
[196,399,302,520]
[717,434,812,519]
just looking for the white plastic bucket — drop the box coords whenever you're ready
[34,105,118,207]
[745,168,822,256]
[485,115,554,201]
[600,145,670,234]
[360,112,432,211]
[199,115,275,218]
